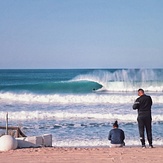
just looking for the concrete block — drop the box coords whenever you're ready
[42,134,52,147]
[16,136,43,148]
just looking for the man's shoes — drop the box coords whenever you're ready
[142,145,146,149]
[149,145,153,148]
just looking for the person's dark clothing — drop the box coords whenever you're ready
[133,94,153,146]
[108,128,125,144]
[133,94,152,117]
[137,116,152,145]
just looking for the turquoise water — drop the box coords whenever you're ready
[0,69,163,146]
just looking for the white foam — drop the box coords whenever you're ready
[0,92,163,104]
[52,139,163,147]
[0,111,163,122]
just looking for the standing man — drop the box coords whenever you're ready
[133,88,153,148]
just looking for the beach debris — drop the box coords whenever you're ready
[0,135,18,151]
[16,134,52,148]
[0,126,27,138]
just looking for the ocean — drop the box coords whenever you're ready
[0,69,163,147]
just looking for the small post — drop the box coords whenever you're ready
[6,112,8,135]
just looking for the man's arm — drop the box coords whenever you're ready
[133,100,140,110]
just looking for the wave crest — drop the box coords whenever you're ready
[73,69,163,92]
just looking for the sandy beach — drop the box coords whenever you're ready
[0,146,163,163]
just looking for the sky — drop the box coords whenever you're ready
[0,0,163,69]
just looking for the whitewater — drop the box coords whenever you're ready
[0,69,163,147]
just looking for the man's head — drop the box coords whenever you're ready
[138,88,144,96]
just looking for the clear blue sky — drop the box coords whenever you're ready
[0,0,163,69]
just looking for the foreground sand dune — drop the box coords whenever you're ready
[0,147,163,163]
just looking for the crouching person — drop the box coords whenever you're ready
[108,120,125,148]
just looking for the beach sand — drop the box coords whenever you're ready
[0,146,163,163]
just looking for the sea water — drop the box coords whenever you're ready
[0,69,163,147]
